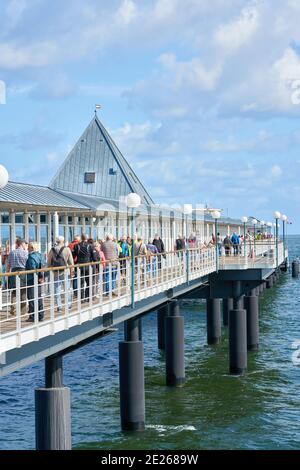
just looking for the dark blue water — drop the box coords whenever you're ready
[1,236,300,450]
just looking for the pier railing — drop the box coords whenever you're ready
[218,240,286,270]
[0,241,285,353]
[0,247,216,352]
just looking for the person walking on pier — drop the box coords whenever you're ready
[231,232,239,256]
[74,234,93,302]
[223,235,232,256]
[48,236,74,312]
[152,234,165,273]
[6,238,28,317]
[68,235,80,297]
[102,234,119,296]
[26,242,45,322]
[146,239,158,277]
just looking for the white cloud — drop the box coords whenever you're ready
[214,6,259,54]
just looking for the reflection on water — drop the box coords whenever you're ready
[0,236,300,450]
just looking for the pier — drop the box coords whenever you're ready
[0,115,289,449]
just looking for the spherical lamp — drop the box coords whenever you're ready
[0,165,9,189]
[126,193,141,208]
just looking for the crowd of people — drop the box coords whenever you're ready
[1,228,273,323]
[2,233,166,323]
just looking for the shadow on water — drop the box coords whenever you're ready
[1,236,300,449]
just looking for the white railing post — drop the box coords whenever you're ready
[16,275,21,346]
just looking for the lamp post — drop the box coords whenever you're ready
[260,220,265,240]
[212,210,221,271]
[0,165,9,299]
[273,211,281,268]
[183,204,193,284]
[241,216,248,257]
[252,218,258,256]
[126,193,141,308]
[281,214,287,253]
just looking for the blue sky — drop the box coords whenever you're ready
[1,0,300,231]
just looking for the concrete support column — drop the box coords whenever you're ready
[157,304,168,350]
[35,354,71,450]
[244,295,259,351]
[165,300,185,386]
[119,318,145,431]
[206,298,221,344]
[266,276,273,289]
[222,298,233,327]
[229,281,247,375]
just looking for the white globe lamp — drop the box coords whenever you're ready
[0,165,9,189]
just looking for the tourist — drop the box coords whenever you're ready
[175,235,185,252]
[47,236,74,312]
[74,234,93,302]
[231,232,239,256]
[223,235,232,256]
[152,234,165,272]
[146,239,158,276]
[6,239,28,316]
[26,242,45,322]
[68,235,80,297]
[101,234,119,296]
[217,232,223,256]
[118,235,130,277]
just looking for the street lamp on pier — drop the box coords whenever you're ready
[241,216,248,257]
[126,192,141,308]
[252,218,258,256]
[273,211,281,268]
[281,214,288,253]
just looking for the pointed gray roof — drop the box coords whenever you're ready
[49,115,154,205]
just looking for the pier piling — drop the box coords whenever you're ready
[165,300,185,386]
[35,354,71,450]
[206,298,221,344]
[222,298,233,327]
[292,259,299,278]
[245,293,259,351]
[157,304,169,350]
[229,282,247,375]
[119,317,145,431]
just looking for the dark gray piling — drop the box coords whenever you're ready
[206,298,221,344]
[165,300,185,386]
[119,318,145,431]
[292,259,299,278]
[157,304,169,350]
[244,295,259,351]
[222,298,233,326]
[266,276,273,289]
[229,308,247,374]
[35,354,71,450]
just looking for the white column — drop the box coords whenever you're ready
[53,212,59,240]
[91,216,94,239]
[36,212,41,252]
[10,210,16,249]
[74,216,79,236]
[227,225,230,236]
[97,217,101,240]
[47,212,52,251]
[24,211,29,242]
[64,212,69,244]
[206,223,209,242]
[82,214,86,234]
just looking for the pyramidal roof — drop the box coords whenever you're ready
[49,115,154,206]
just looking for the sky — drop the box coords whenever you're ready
[0,0,300,232]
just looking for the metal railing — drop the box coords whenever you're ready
[218,240,285,269]
[0,247,216,353]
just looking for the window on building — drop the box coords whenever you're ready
[84,172,95,183]
[109,168,117,175]
[15,214,23,224]
[40,214,47,224]
[1,213,9,224]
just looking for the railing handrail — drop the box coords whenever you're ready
[0,246,216,278]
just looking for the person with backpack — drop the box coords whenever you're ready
[231,232,240,256]
[48,236,74,312]
[26,242,45,322]
[74,234,93,302]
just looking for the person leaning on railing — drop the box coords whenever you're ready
[26,242,45,322]
[6,238,28,317]
[47,236,74,313]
